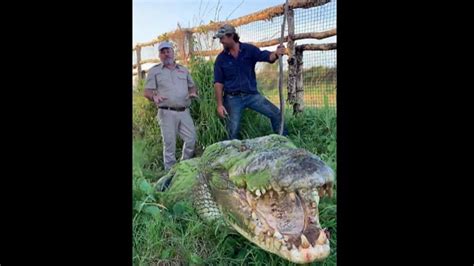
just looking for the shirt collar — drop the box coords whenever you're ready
[161,63,179,69]
[225,42,244,55]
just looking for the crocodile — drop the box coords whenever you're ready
[155,134,335,264]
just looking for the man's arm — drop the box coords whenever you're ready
[268,52,279,63]
[143,70,157,101]
[213,59,228,118]
[214,82,228,118]
[268,44,286,63]
[214,82,224,107]
[144,88,168,104]
[144,89,155,101]
[188,86,198,98]
[186,71,198,98]
[143,71,167,103]
[255,44,286,64]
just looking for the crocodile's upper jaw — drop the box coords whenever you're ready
[214,182,333,264]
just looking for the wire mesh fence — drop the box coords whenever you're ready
[133,0,336,110]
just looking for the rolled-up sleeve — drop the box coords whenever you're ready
[214,59,224,84]
[254,46,272,63]
[144,70,157,90]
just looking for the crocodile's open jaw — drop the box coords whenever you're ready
[179,135,336,264]
[215,181,333,264]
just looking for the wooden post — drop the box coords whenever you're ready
[176,24,187,65]
[136,46,142,82]
[295,48,304,113]
[296,43,336,51]
[277,0,289,135]
[186,31,194,62]
[286,9,298,114]
[178,35,186,65]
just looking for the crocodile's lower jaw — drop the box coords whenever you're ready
[219,186,331,264]
[230,217,330,263]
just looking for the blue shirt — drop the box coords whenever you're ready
[214,42,273,94]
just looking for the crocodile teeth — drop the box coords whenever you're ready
[255,189,261,197]
[324,228,331,239]
[275,189,285,197]
[261,188,266,195]
[300,234,311,249]
[251,211,258,220]
[316,230,327,245]
[265,236,272,247]
[269,190,274,198]
[312,191,320,204]
[274,239,282,250]
[326,186,333,198]
[313,215,321,225]
[246,191,256,208]
[318,187,326,197]
[289,192,296,202]
[273,231,283,240]
[248,222,256,230]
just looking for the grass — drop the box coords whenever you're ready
[133,57,336,265]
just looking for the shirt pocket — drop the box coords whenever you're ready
[176,72,188,88]
[155,73,167,88]
[176,72,187,80]
[222,62,237,79]
[242,55,254,65]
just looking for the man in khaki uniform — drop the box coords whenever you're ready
[143,41,198,171]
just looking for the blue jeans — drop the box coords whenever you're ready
[223,93,288,140]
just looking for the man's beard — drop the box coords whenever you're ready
[162,58,174,65]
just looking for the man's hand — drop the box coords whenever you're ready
[275,44,286,57]
[217,105,228,118]
[269,44,286,63]
[186,91,199,100]
[152,94,168,104]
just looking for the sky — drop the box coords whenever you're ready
[133,0,286,46]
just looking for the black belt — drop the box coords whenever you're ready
[225,91,250,96]
[159,106,187,112]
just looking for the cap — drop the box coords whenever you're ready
[158,41,173,51]
[213,24,236,39]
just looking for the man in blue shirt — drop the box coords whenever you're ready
[213,24,288,140]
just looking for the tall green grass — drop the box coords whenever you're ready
[133,57,336,265]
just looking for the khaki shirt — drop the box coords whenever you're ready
[144,63,196,108]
